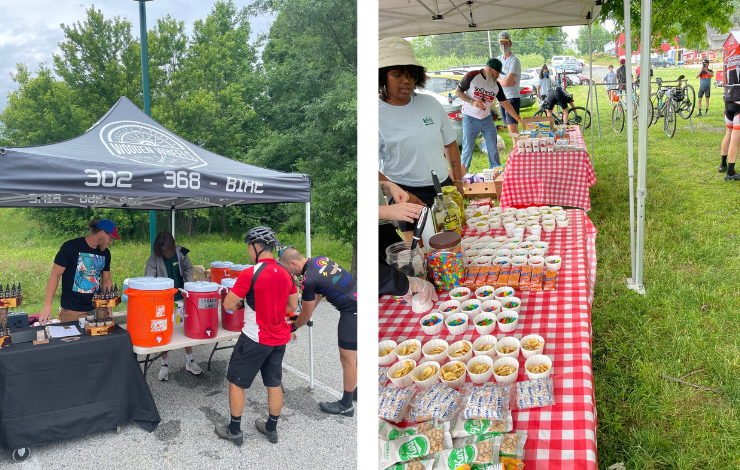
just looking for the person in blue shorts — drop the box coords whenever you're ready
[696,59,714,116]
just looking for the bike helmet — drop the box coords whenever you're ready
[619,58,626,64]
[244,226,282,259]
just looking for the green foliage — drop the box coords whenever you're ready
[576,24,614,55]
[415,54,545,73]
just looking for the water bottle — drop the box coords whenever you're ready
[448,91,453,104]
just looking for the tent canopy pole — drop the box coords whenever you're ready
[624,0,639,294]
[305,201,314,390]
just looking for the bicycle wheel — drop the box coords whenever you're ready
[679,84,695,119]
[532,109,545,118]
[611,102,625,133]
[569,106,591,131]
[664,101,676,138]
[633,95,654,129]
[650,93,661,125]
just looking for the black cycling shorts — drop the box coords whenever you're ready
[698,86,711,99]
[227,334,286,389]
[545,91,573,111]
[338,312,357,351]
[724,102,740,129]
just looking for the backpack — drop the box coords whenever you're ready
[616,66,627,89]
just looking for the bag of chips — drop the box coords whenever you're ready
[449,414,513,438]
[460,383,511,420]
[406,383,463,423]
[431,437,499,470]
[378,422,452,469]
[379,385,415,423]
[498,431,527,460]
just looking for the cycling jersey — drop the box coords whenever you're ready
[301,257,357,314]
[723,45,740,103]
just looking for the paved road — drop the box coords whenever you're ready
[1,303,356,469]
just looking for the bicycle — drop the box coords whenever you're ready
[650,76,684,138]
[532,96,592,132]
[611,83,654,133]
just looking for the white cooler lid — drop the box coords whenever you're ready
[210,261,231,268]
[184,281,220,292]
[229,264,250,271]
[129,277,174,291]
[221,278,237,288]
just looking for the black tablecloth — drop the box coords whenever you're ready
[0,324,160,450]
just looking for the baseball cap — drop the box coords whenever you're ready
[619,58,626,64]
[379,37,422,69]
[486,58,503,74]
[498,31,512,43]
[703,58,709,63]
[96,219,121,240]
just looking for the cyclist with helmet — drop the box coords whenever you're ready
[215,226,298,446]
[616,58,628,92]
[279,247,357,417]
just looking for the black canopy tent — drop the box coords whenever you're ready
[0,96,319,387]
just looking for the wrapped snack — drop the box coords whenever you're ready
[379,386,415,423]
[378,422,452,469]
[519,266,532,290]
[507,265,521,289]
[431,438,499,470]
[460,383,511,420]
[471,458,524,470]
[384,460,435,470]
[475,266,491,287]
[500,264,511,275]
[406,383,464,423]
[529,267,543,292]
[380,367,390,389]
[543,269,557,291]
[495,274,509,288]
[498,431,527,460]
[453,430,509,448]
[465,267,480,287]
[449,414,514,438]
[514,377,556,410]
[486,265,501,285]
[379,420,438,441]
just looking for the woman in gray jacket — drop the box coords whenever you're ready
[145,231,202,380]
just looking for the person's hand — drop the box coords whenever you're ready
[406,191,425,206]
[474,99,486,110]
[454,180,465,195]
[405,277,438,312]
[379,202,424,223]
[39,305,52,325]
[384,181,408,204]
[288,315,299,332]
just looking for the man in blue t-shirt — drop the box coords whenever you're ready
[696,59,714,116]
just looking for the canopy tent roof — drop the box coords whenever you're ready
[379,0,602,38]
[0,97,311,211]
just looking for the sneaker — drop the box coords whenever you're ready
[186,360,203,375]
[319,400,355,417]
[255,418,278,444]
[719,164,728,173]
[353,389,357,402]
[697,111,702,116]
[214,423,243,446]
[158,365,169,381]
[725,172,740,181]
[705,110,709,115]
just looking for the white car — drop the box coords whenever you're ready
[551,55,577,68]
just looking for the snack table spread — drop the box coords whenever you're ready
[499,127,597,211]
[378,209,598,470]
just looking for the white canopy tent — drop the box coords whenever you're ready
[379,0,651,294]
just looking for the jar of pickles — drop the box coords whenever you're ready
[431,192,462,235]
[442,185,466,226]
[385,241,428,303]
[427,232,464,292]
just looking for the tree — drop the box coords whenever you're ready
[576,24,613,56]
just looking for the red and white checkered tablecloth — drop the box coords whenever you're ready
[379,210,599,470]
[499,127,596,211]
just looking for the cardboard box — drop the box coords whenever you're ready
[521,116,555,132]
[463,173,504,199]
[193,265,209,282]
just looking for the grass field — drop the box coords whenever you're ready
[468,67,740,469]
[0,210,351,315]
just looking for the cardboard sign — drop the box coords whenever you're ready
[521,116,555,132]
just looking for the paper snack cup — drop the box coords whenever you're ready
[378,340,398,366]
[479,299,501,317]
[492,257,511,268]
[528,248,545,258]
[440,360,467,389]
[550,206,564,213]
[486,241,503,251]
[502,217,516,225]
[446,340,474,364]
[473,311,497,335]
[503,242,520,251]
[497,309,519,333]
[476,222,489,233]
[538,206,550,212]
[492,357,519,385]
[493,286,515,301]
[545,255,563,271]
[473,335,498,358]
[479,249,496,258]
[495,336,521,359]
[542,221,556,233]
[533,241,549,255]
[460,299,482,321]
[520,334,546,359]
[412,361,441,389]
[419,312,445,335]
[445,313,470,335]
[422,338,449,363]
[462,236,479,248]
[526,206,539,215]
[541,214,556,222]
[388,359,417,388]
[499,296,521,314]
[517,140,525,151]
[449,287,471,303]
[489,217,503,230]
[477,205,490,215]
[395,339,423,362]
[556,215,569,227]
[472,256,491,267]
[528,256,545,268]
[525,234,541,243]
[495,249,512,258]
[467,217,481,230]
[493,235,509,243]
[467,355,495,384]
[475,286,496,302]
[438,300,461,318]
[525,354,553,380]
[510,256,528,267]
[511,248,529,258]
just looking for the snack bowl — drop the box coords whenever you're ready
[466,217,481,230]
[445,312,470,335]
[462,236,480,248]
[480,299,502,316]
[525,234,541,243]
[545,255,563,271]
[550,206,564,213]
[538,206,551,212]
[497,309,519,333]
[477,205,490,215]
[502,217,516,225]
[412,361,441,389]
[388,359,418,388]
[503,243,520,251]
[419,312,445,335]
[510,255,528,267]
[520,334,546,359]
[533,241,549,255]
[495,249,512,258]
[492,257,511,267]
[475,286,496,302]
[395,339,422,362]
[446,340,474,364]
[492,357,520,385]
[473,310,497,335]
[526,206,540,215]
[486,242,503,251]
[518,241,534,250]
[499,296,521,313]
[495,336,521,359]
[460,299,482,320]
[524,354,553,380]
[438,300,461,317]
[475,222,489,233]
[556,215,569,227]
[466,355,495,384]
[472,242,488,251]
[542,220,556,233]
[479,249,497,258]
[449,287,471,303]
[472,335,498,358]
[489,218,503,230]
[472,256,491,267]
[541,214,556,222]
[422,339,449,363]
[528,248,545,258]
[493,236,509,244]
[477,236,494,244]
[511,248,529,258]
[378,340,398,366]
[439,360,467,389]
[528,256,546,268]
[493,286,515,300]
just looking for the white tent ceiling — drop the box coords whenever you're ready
[379,0,603,38]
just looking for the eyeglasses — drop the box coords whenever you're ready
[388,71,417,82]
[278,245,295,257]
[104,231,115,241]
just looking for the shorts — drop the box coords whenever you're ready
[59,308,95,322]
[500,98,520,125]
[338,312,357,351]
[546,93,572,111]
[386,176,454,232]
[698,86,711,99]
[724,102,740,129]
[226,334,286,389]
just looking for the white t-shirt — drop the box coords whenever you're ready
[379,94,456,187]
[497,52,521,100]
[458,69,507,120]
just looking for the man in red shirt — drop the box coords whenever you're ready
[215,226,298,446]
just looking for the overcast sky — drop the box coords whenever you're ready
[0,1,275,111]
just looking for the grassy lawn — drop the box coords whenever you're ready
[468,67,740,469]
[0,210,351,315]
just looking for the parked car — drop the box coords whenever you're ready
[551,55,577,68]
[425,72,537,112]
[650,57,669,68]
[556,60,582,74]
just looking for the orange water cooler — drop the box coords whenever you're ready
[182,281,223,339]
[228,264,250,281]
[220,278,245,332]
[124,277,178,347]
[209,261,231,285]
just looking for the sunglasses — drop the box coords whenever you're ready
[278,245,295,257]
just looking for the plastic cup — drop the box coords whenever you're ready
[493,286,515,301]
[473,311,497,335]
[556,215,569,227]
[395,339,422,362]
[497,309,519,333]
[438,300,461,318]
[512,227,525,239]
[460,299,482,320]
[445,313,470,335]
[449,287,471,303]
[520,334,546,359]
[472,335,498,358]
[492,357,519,385]
[378,340,398,366]
[529,256,545,268]
[419,313,445,335]
[440,360,467,389]
[495,336,521,359]
[467,355,495,384]
[524,354,553,380]
[422,339,449,363]
[412,361,441,389]
[504,223,516,237]
[545,255,563,271]
[388,359,417,388]
[499,296,521,313]
[530,225,542,237]
[479,299,501,316]
[446,340,474,364]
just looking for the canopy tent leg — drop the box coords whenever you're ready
[624,0,640,294]
[305,202,314,391]
[588,20,596,156]
[149,211,156,254]
[171,210,175,237]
